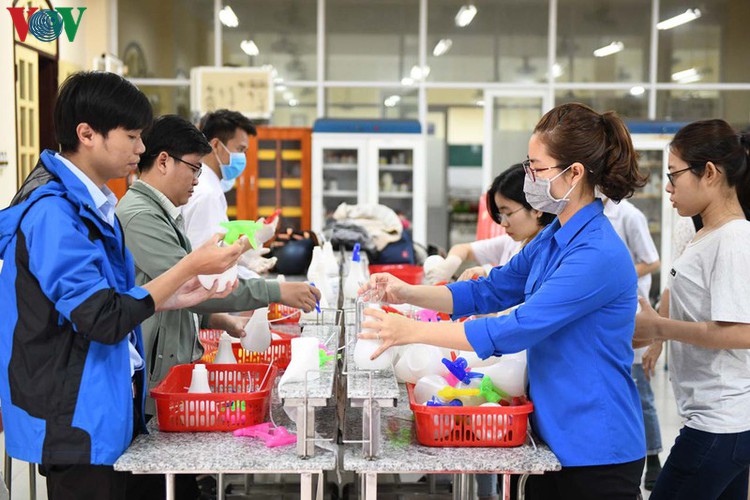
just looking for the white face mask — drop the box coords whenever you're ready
[523,165,578,215]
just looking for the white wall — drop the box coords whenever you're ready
[447,107,483,144]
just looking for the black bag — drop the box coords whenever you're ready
[269,230,318,275]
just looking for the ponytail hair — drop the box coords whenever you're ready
[533,103,647,202]
[670,119,750,220]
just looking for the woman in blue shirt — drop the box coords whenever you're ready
[360,103,648,499]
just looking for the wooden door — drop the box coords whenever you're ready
[237,127,311,231]
[15,44,39,186]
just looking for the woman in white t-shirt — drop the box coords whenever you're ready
[635,119,750,499]
[425,164,555,285]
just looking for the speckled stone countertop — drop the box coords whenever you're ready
[343,385,560,474]
[115,401,338,474]
[276,324,340,401]
[344,320,400,402]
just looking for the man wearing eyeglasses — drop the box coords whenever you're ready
[116,115,319,420]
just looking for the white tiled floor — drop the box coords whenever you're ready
[0,361,683,500]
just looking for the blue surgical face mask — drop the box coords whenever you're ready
[215,142,246,181]
[219,177,236,193]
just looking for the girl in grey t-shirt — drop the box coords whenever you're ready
[635,119,750,499]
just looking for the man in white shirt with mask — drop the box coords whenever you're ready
[182,109,277,278]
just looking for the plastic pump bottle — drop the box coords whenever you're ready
[343,243,367,309]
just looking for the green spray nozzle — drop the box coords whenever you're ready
[479,376,510,404]
[219,220,264,249]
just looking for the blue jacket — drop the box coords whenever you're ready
[449,200,646,467]
[0,150,153,465]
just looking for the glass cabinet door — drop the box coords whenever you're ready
[630,147,666,302]
[321,147,360,219]
[374,147,415,224]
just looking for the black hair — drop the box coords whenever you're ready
[55,71,152,153]
[670,119,750,220]
[199,109,257,144]
[138,115,212,172]
[486,163,556,227]
[534,103,648,201]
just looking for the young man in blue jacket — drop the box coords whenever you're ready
[0,71,245,500]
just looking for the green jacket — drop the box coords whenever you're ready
[116,181,281,414]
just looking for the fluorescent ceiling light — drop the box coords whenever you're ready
[455,4,477,28]
[240,40,259,56]
[593,41,624,58]
[677,73,701,84]
[410,65,431,81]
[282,91,294,100]
[657,8,701,30]
[384,95,401,107]
[275,85,287,92]
[219,6,238,28]
[289,99,298,107]
[401,77,415,86]
[629,86,645,96]
[547,63,563,80]
[475,99,485,106]
[433,38,453,57]
[672,67,698,81]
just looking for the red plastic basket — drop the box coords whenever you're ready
[407,383,533,447]
[151,363,277,432]
[268,302,301,324]
[369,264,424,285]
[199,329,294,369]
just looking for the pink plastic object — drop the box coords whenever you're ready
[415,309,440,322]
[233,422,297,448]
[445,372,461,387]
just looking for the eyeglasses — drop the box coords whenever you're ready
[169,155,202,178]
[522,158,566,183]
[499,206,525,224]
[666,166,692,186]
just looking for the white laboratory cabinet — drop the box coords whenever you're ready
[311,119,427,245]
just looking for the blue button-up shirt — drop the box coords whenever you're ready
[449,199,645,467]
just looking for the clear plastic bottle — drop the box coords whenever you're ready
[343,243,366,310]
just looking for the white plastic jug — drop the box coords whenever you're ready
[478,351,527,397]
[352,302,393,370]
[198,264,238,293]
[393,344,446,383]
[279,337,321,387]
[213,332,238,364]
[413,374,450,405]
[187,364,212,393]
[241,307,271,353]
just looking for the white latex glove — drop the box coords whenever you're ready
[254,217,279,246]
[425,255,462,284]
[239,248,277,274]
